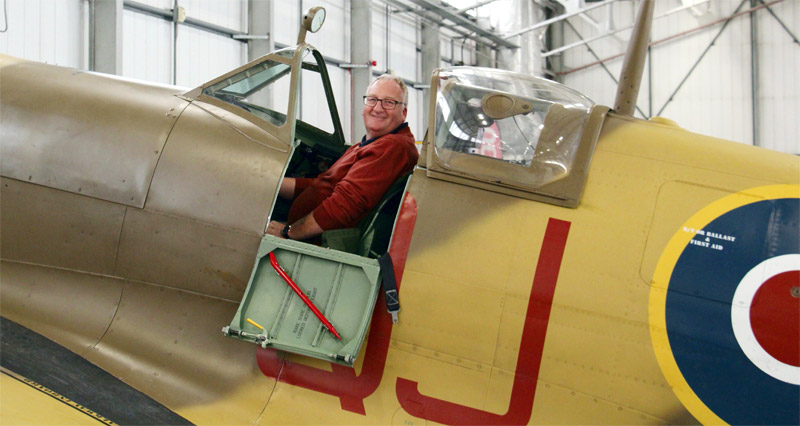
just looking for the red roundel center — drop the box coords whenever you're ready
[749,270,800,367]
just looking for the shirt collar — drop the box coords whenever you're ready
[360,122,408,147]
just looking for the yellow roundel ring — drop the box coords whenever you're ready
[649,184,800,425]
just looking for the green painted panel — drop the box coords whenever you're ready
[223,235,381,366]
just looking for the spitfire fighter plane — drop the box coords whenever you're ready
[1,2,798,425]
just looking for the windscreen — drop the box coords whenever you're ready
[202,49,296,127]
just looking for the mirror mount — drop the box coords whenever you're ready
[481,92,534,120]
[297,7,326,45]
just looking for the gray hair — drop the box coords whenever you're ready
[367,74,408,105]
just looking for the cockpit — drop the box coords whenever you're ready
[190,7,607,367]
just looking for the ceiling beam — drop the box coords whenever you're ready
[453,0,500,14]
[503,0,620,40]
[404,0,518,48]
[380,0,514,49]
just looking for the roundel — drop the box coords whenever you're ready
[650,185,799,425]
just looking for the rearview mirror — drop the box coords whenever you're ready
[297,7,326,44]
[481,92,533,119]
[305,7,326,33]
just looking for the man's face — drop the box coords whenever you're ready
[362,79,407,140]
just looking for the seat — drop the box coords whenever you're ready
[322,172,412,258]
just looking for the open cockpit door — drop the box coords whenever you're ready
[220,171,411,368]
[222,236,383,367]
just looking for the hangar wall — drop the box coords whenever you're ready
[0,0,797,154]
[0,0,84,68]
[0,0,426,143]
[558,0,799,154]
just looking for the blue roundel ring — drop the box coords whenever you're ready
[650,185,799,425]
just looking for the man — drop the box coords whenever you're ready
[266,75,418,241]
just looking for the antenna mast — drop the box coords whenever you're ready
[613,0,655,116]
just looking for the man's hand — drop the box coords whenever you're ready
[266,220,286,238]
[264,215,324,240]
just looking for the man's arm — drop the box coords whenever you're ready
[279,177,296,200]
[312,136,416,231]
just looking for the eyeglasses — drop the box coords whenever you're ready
[363,96,404,110]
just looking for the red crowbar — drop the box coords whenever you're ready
[268,252,341,340]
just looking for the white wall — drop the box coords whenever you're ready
[0,0,245,88]
[371,3,424,141]
[2,0,795,153]
[180,0,244,32]
[292,0,352,141]
[559,0,799,154]
[756,0,799,155]
[123,0,246,88]
[407,86,424,142]
[372,4,417,80]
[134,0,172,9]
[310,0,349,60]
[0,0,430,143]
[122,8,172,84]
[0,0,84,68]
[174,24,245,88]
[272,0,300,47]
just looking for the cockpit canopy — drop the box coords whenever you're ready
[427,67,603,207]
[433,67,594,187]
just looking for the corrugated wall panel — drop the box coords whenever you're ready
[558,0,798,154]
[40,0,55,62]
[53,0,84,66]
[309,0,350,142]
[179,0,245,33]
[371,6,388,73]
[134,0,173,9]
[0,0,82,67]
[389,17,417,80]
[329,65,351,141]
[299,64,349,138]
[1,1,795,155]
[439,38,447,65]
[122,9,172,85]
[560,1,629,109]
[370,5,422,140]
[273,0,300,47]
[300,70,328,132]
[272,0,346,54]
[654,3,753,146]
[371,4,423,78]
[758,0,799,154]
[311,0,348,60]
[175,24,244,88]
[21,0,41,61]
[407,84,423,142]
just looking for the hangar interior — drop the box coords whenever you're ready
[0,0,797,154]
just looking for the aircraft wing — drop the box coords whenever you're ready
[0,317,194,425]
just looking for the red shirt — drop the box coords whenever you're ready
[288,124,418,231]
